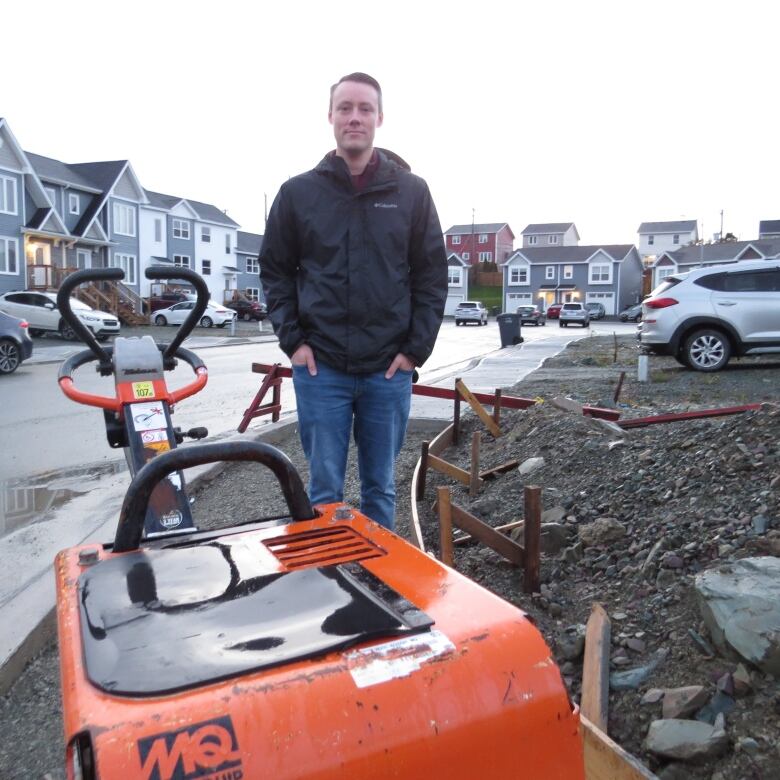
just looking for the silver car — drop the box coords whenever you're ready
[558,302,590,328]
[151,300,236,328]
[640,260,780,371]
[454,300,488,326]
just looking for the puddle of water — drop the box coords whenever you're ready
[0,461,127,538]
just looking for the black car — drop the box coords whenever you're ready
[225,298,267,321]
[516,305,546,326]
[619,303,643,322]
[0,311,34,374]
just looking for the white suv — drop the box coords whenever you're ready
[639,260,780,371]
[0,291,121,341]
[454,301,488,326]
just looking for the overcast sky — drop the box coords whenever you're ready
[5,0,778,246]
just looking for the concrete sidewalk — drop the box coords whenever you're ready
[0,334,575,694]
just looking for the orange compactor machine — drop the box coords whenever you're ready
[55,442,585,779]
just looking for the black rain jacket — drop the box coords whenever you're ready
[259,149,448,373]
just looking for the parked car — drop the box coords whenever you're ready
[151,300,236,328]
[619,303,643,322]
[558,302,590,328]
[0,311,33,374]
[516,305,546,326]
[148,291,197,312]
[585,302,606,320]
[0,290,120,341]
[639,260,780,372]
[454,301,488,326]
[546,303,563,319]
[225,298,267,321]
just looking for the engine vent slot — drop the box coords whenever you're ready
[264,525,386,570]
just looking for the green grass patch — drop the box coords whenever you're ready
[468,284,503,311]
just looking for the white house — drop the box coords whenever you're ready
[637,220,698,265]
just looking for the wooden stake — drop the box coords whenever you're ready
[437,487,454,567]
[523,485,541,593]
[416,441,429,501]
[469,432,480,497]
[456,379,501,438]
[613,371,626,404]
[613,331,618,363]
[581,603,612,734]
[453,377,461,445]
[493,389,502,425]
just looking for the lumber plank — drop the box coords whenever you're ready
[456,379,502,437]
[523,486,541,594]
[437,487,454,567]
[453,519,524,545]
[581,715,657,780]
[446,503,524,566]
[427,453,482,488]
[581,603,611,733]
[479,459,519,480]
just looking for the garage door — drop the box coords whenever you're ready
[585,292,615,315]
[445,294,463,315]
[505,292,532,311]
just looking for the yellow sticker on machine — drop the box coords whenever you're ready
[132,381,155,399]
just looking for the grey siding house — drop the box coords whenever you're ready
[502,245,643,316]
[444,252,469,315]
[235,231,264,303]
[652,240,780,288]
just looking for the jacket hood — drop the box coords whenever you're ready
[315,148,411,177]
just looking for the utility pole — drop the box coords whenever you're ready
[720,209,724,241]
[471,208,475,267]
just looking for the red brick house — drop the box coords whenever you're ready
[443,223,515,266]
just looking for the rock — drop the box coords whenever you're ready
[541,506,566,524]
[695,557,780,674]
[626,637,646,653]
[610,647,669,690]
[518,457,545,476]
[752,515,768,534]
[656,569,677,589]
[687,628,715,658]
[644,715,729,762]
[661,553,684,569]
[641,688,665,705]
[558,625,586,661]
[661,685,709,719]
[695,691,736,724]
[578,517,626,547]
[656,764,692,780]
[539,523,570,555]
[551,396,583,414]
[548,602,563,617]
[736,737,760,756]
[715,672,734,696]
[732,664,752,697]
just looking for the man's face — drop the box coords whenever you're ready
[329,81,383,156]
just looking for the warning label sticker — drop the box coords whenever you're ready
[141,429,167,445]
[131,381,155,400]
[346,630,455,689]
[131,403,166,432]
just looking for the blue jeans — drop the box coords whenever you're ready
[292,362,413,531]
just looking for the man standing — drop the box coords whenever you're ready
[260,72,447,531]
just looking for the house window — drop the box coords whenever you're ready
[528,236,538,245]
[113,203,136,236]
[452,235,461,245]
[545,266,555,280]
[510,267,528,284]
[590,264,611,283]
[69,193,80,215]
[478,234,488,244]
[202,259,211,275]
[154,219,162,242]
[172,219,190,239]
[245,287,260,302]
[225,234,231,254]
[462,252,470,261]
[173,254,191,268]
[648,235,655,245]
[0,236,19,274]
[202,226,211,242]
[44,187,57,211]
[563,265,573,279]
[673,234,679,244]
[657,267,675,281]
[447,267,462,286]
[246,257,259,274]
[549,235,559,245]
[0,176,18,215]
[478,251,492,262]
[111,252,136,284]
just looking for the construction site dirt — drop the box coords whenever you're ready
[2,335,779,779]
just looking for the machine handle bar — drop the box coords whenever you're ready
[114,441,317,551]
[58,346,207,412]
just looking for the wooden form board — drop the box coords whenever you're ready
[581,715,658,780]
[409,423,453,550]
[455,379,501,437]
[581,603,611,733]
